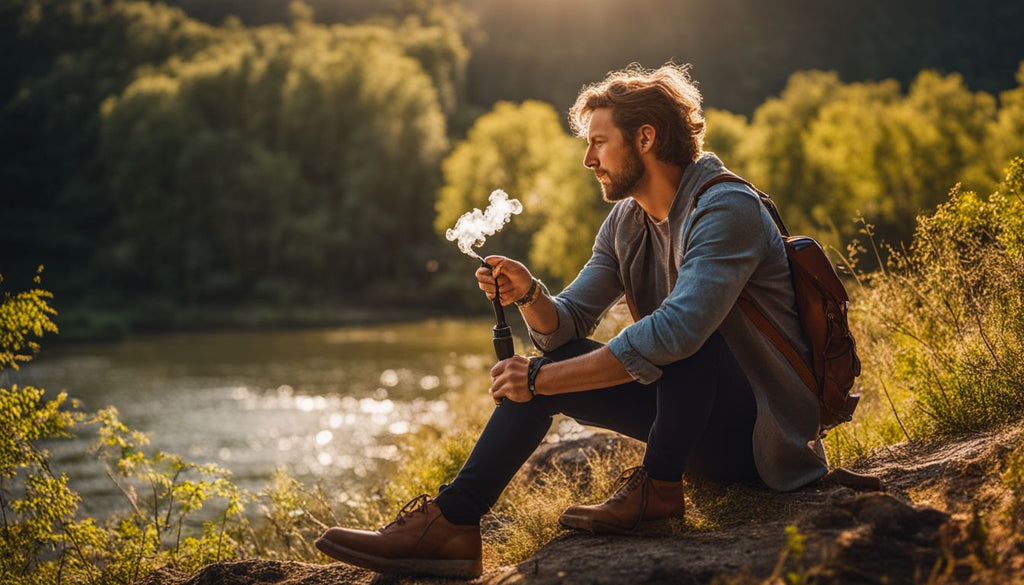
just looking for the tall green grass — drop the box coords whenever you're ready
[826,156,1024,463]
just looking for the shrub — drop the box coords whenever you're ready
[0,271,249,584]
[826,157,1024,462]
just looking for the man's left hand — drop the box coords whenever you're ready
[489,355,532,403]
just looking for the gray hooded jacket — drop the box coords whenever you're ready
[529,152,828,491]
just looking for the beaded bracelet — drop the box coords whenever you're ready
[515,278,541,308]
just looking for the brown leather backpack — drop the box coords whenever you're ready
[697,175,862,435]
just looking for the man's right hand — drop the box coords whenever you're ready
[476,255,534,306]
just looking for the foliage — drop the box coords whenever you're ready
[462,0,1023,117]
[702,108,749,163]
[720,68,1023,261]
[1,0,467,331]
[0,267,58,371]
[98,21,449,305]
[0,0,217,294]
[0,273,81,584]
[825,158,1024,463]
[117,0,1024,123]
[1004,442,1024,531]
[485,439,645,565]
[382,426,479,510]
[241,470,335,561]
[3,160,1024,580]
[0,274,249,584]
[3,0,1024,335]
[435,100,605,286]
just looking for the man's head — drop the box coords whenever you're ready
[569,63,705,201]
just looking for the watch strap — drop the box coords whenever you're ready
[527,356,552,397]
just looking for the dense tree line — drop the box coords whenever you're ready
[2,0,1022,336]
[158,0,1023,115]
[707,66,1024,257]
[1,0,467,333]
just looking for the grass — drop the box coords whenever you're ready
[484,437,646,565]
[825,157,1024,464]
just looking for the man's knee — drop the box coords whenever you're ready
[496,393,557,420]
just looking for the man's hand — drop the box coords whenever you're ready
[489,355,532,403]
[476,255,533,306]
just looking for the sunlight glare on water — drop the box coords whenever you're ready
[14,319,505,516]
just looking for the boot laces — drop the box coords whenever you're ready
[385,493,432,528]
[609,465,647,501]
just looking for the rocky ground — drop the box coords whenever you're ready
[139,423,1024,585]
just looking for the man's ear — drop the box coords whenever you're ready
[638,125,655,153]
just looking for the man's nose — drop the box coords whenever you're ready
[583,146,597,169]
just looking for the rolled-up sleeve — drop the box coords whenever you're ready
[529,210,625,351]
[608,188,770,383]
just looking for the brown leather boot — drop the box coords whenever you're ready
[559,466,685,535]
[315,494,482,578]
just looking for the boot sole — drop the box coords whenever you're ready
[314,535,482,578]
[558,513,674,536]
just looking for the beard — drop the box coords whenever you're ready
[598,143,645,202]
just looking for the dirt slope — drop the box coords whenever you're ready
[139,423,1024,585]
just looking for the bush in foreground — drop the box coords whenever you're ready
[826,156,1024,463]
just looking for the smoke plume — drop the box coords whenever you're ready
[445,189,523,260]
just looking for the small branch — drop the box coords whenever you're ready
[104,467,142,518]
[880,379,912,443]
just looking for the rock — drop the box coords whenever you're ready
[819,466,884,491]
[182,560,372,585]
[837,493,949,539]
[519,433,639,485]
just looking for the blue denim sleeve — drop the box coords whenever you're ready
[529,209,625,352]
[607,188,770,384]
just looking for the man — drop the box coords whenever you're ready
[314,63,827,578]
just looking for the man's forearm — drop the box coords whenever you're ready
[533,346,635,395]
[519,291,559,335]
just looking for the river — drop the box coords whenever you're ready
[11,318,522,516]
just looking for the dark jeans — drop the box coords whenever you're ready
[434,331,758,525]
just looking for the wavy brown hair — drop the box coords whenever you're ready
[569,63,705,167]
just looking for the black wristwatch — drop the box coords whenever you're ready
[527,357,552,397]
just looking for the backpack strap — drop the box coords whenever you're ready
[736,294,819,395]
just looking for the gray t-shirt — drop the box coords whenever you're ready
[637,216,677,315]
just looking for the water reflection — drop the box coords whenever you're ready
[13,319,507,516]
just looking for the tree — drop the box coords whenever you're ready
[99,21,449,305]
[736,70,844,236]
[435,100,604,286]
[702,109,749,165]
[969,62,1024,193]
